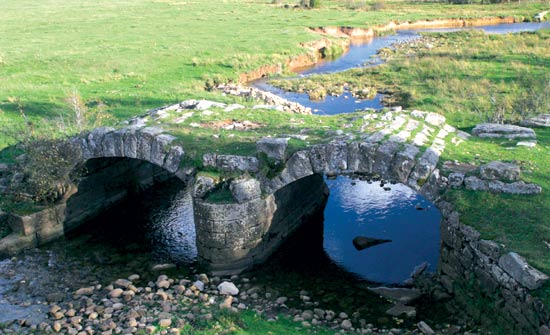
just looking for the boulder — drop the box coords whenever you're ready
[256,137,289,161]
[520,114,550,127]
[217,281,239,296]
[498,252,549,290]
[472,123,536,139]
[352,236,391,251]
[229,178,261,204]
[480,161,520,181]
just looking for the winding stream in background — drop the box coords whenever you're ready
[254,21,550,115]
[1,21,549,326]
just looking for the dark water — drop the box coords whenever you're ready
[255,21,550,114]
[323,176,440,284]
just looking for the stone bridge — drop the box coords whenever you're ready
[1,108,456,272]
[3,105,550,333]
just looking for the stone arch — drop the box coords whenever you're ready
[195,136,446,274]
[68,126,189,182]
[261,139,444,204]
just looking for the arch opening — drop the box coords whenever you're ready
[63,157,197,266]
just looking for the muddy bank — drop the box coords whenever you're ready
[309,16,519,39]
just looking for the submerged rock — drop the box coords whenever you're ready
[352,236,391,251]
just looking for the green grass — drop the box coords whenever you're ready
[0,0,547,149]
[442,128,550,274]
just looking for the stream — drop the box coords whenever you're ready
[253,21,550,115]
[1,21,549,329]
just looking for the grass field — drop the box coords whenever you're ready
[0,0,547,148]
[2,1,550,331]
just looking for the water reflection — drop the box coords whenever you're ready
[323,176,441,284]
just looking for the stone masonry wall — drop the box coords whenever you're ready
[436,200,550,335]
[194,174,329,275]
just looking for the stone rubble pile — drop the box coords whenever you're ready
[217,83,312,114]
[1,272,465,335]
[448,160,542,195]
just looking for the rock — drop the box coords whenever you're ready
[158,318,172,328]
[520,114,550,127]
[193,176,215,198]
[410,262,429,280]
[488,180,542,195]
[417,321,435,335]
[386,304,416,318]
[517,141,537,148]
[229,178,261,204]
[340,319,353,330]
[540,325,550,335]
[472,123,536,139]
[275,297,288,304]
[128,274,140,281]
[192,280,205,292]
[109,288,124,298]
[195,100,226,110]
[352,236,391,251]
[224,104,245,112]
[157,280,170,289]
[151,263,176,272]
[464,176,488,191]
[424,113,446,127]
[75,286,95,296]
[217,282,239,296]
[256,137,289,161]
[114,279,132,289]
[215,155,260,173]
[448,173,465,188]
[220,296,233,310]
[368,287,421,304]
[498,252,549,289]
[480,161,520,181]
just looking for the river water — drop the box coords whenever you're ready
[254,21,550,115]
[1,21,548,326]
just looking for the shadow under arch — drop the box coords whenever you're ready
[62,156,197,265]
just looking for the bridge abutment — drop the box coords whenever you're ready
[194,174,329,275]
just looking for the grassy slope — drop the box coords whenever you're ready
[0,0,546,148]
